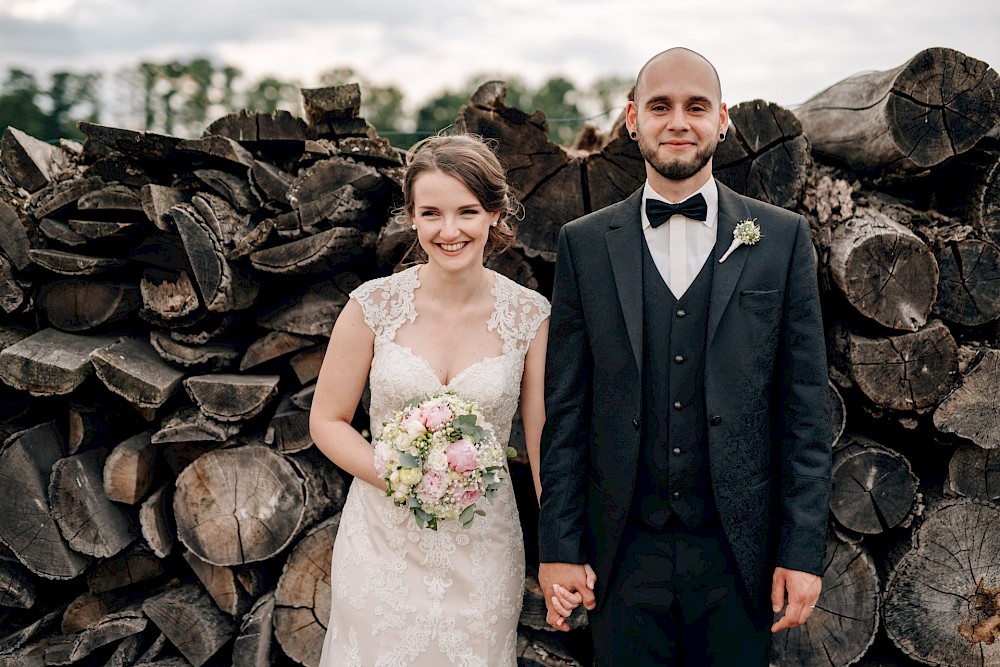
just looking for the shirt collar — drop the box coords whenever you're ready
[641,178,719,231]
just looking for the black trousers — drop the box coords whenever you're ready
[588,517,771,666]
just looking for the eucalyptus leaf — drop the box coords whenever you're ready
[459,505,476,524]
[399,452,420,468]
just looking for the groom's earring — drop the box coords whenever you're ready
[719,132,726,141]
[630,131,637,140]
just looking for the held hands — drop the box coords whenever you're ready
[770,566,822,632]
[538,562,597,631]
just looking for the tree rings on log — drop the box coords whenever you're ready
[839,321,958,411]
[884,499,1000,664]
[28,249,125,276]
[0,328,115,396]
[0,422,91,579]
[49,447,138,558]
[830,438,919,535]
[795,47,1000,172]
[37,280,140,332]
[948,442,1000,502]
[934,348,1000,448]
[932,239,1000,326]
[183,373,280,422]
[273,513,341,667]
[141,583,236,667]
[829,214,938,331]
[770,535,879,667]
[249,226,366,274]
[173,444,307,566]
[714,99,812,209]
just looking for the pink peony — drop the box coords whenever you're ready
[417,471,449,503]
[445,438,479,473]
[418,403,454,431]
[372,441,391,477]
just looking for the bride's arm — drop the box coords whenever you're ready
[521,318,549,503]
[309,299,385,490]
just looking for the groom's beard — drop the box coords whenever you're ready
[637,131,717,181]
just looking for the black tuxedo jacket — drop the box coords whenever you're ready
[538,181,832,606]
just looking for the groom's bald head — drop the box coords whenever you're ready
[634,47,723,103]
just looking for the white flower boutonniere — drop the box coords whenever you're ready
[719,218,762,263]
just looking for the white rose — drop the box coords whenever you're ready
[428,450,449,472]
[399,467,422,486]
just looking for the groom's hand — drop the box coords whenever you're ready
[539,562,597,631]
[770,566,822,632]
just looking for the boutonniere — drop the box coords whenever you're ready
[719,218,762,263]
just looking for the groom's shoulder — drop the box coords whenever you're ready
[734,189,803,227]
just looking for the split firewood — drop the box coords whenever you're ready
[0,328,115,396]
[141,583,236,667]
[91,337,186,410]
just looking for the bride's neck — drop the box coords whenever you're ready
[418,263,492,306]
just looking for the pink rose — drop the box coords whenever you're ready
[417,471,449,503]
[419,403,453,431]
[445,438,479,473]
[458,486,482,508]
[373,441,390,477]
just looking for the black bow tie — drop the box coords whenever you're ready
[645,193,708,227]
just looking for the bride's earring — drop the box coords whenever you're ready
[411,224,416,231]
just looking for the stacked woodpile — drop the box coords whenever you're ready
[0,46,999,666]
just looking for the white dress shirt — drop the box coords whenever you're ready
[641,179,719,299]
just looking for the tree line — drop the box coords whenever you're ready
[0,57,632,148]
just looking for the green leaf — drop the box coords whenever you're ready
[505,447,517,458]
[406,496,421,508]
[399,452,420,468]
[474,509,486,517]
[459,505,476,524]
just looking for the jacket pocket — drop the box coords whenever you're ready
[739,289,783,311]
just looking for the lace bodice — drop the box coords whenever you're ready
[350,264,550,446]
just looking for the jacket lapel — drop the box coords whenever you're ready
[605,188,645,371]
[707,181,752,347]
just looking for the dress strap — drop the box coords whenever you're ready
[349,265,420,342]
[487,272,552,355]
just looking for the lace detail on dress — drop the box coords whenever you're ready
[320,265,550,667]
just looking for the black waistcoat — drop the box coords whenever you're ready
[632,233,720,528]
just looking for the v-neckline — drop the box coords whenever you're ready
[394,265,504,387]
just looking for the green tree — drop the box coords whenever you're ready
[244,76,300,114]
[0,68,47,138]
[45,71,101,141]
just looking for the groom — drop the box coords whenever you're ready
[538,48,832,665]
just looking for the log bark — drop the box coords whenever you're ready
[28,248,126,276]
[795,47,1000,172]
[883,499,1000,665]
[932,239,1000,326]
[182,373,280,422]
[934,348,1000,448]
[173,444,307,566]
[77,121,182,162]
[0,255,28,314]
[37,279,141,332]
[828,213,938,331]
[103,430,157,505]
[48,447,139,558]
[0,328,114,396]
[141,583,236,667]
[714,99,812,209]
[150,406,241,444]
[273,513,341,667]
[149,330,239,371]
[830,437,919,535]
[140,270,201,323]
[91,337,186,409]
[0,422,90,579]
[834,320,958,411]
[770,535,879,667]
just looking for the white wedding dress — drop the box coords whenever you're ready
[319,264,550,667]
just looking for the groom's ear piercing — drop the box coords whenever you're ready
[630,131,637,139]
[719,132,726,141]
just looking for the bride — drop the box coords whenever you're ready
[310,134,577,666]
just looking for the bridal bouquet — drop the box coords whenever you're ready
[373,391,514,530]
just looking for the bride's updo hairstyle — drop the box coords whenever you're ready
[396,134,519,260]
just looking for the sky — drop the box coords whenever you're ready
[1,0,998,120]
